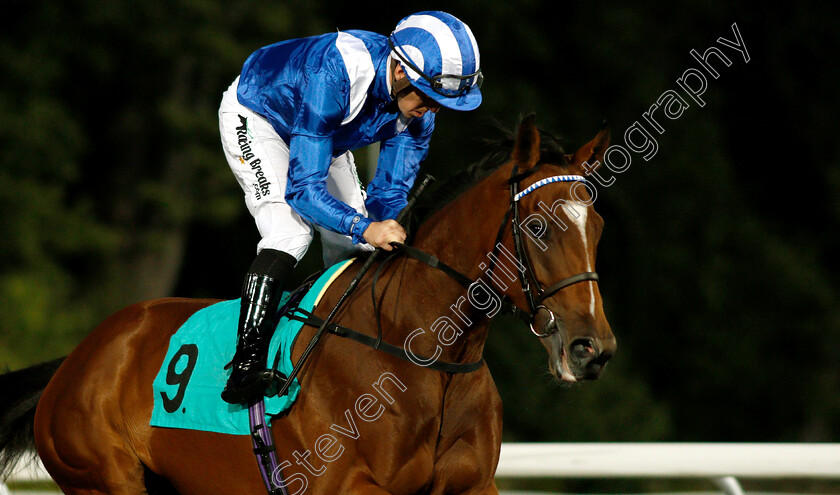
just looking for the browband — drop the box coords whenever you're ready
[513,175,587,202]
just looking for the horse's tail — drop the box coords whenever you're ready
[0,357,65,479]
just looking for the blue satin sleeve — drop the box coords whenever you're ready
[365,112,435,221]
[284,62,373,244]
[286,135,372,243]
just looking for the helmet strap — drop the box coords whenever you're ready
[390,58,413,100]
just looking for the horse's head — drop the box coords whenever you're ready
[503,115,615,382]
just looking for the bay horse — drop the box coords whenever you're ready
[0,115,615,495]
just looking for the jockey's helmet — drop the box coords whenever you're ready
[389,11,483,111]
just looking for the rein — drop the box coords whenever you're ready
[285,305,484,373]
[270,165,602,380]
[246,164,601,495]
[394,164,600,339]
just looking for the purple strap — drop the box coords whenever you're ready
[248,400,289,495]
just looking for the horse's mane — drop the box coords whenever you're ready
[410,120,569,232]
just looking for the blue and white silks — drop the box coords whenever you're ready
[236,30,435,244]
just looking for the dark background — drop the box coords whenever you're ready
[2,0,838,492]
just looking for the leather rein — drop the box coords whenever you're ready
[390,164,599,339]
[281,164,600,374]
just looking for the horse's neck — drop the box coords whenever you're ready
[414,165,512,276]
[391,165,513,364]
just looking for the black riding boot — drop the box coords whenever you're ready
[221,249,297,404]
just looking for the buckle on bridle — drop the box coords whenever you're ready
[529,305,559,338]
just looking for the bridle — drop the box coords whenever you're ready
[250,166,601,495]
[269,164,603,419]
[395,163,600,339]
[494,164,600,337]
[283,162,603,382]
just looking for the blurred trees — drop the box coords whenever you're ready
[1,0,839,459]
[0,0,326,366]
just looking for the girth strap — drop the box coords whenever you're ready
[248,400,288,495]
[287,308,485,374]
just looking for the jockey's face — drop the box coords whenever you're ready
[393,64,441,119]
[398,88,441,119]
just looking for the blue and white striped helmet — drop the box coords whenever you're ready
[389,11,483,111]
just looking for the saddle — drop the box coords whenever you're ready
[150,259,355,435]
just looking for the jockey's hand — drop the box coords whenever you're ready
[362,220,406,251]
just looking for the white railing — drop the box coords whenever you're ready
[496,443,840,495]
[5,443,840,494]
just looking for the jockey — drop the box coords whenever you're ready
[218,11,483,404]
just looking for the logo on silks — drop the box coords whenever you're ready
[236,115,272,200]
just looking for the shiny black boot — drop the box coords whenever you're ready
[221,249,296,404]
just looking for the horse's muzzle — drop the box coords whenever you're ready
[542,321,615,382]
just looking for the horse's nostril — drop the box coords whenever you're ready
[569,338,596,365]
[568,337,613,379]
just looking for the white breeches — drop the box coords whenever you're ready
[219,77,371,266]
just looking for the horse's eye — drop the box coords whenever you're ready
[526,220,547,238]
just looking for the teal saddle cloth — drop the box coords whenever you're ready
[150,259,353,435]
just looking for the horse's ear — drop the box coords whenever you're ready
[512,114,541,170]
[568,124,611,173]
